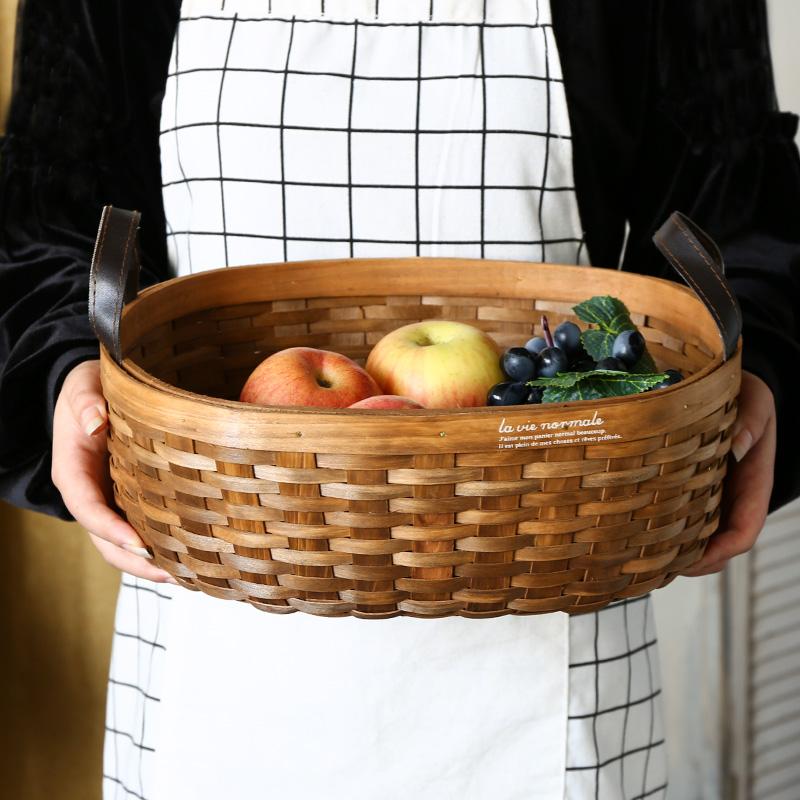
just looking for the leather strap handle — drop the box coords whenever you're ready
[89,206,142,364]
[653,211,742,361]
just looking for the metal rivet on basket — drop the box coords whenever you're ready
[439,431,446,437]
[295,431,302,437]
[684,404,689,409]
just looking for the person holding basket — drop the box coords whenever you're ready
[2,1,798,798]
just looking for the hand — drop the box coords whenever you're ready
[682,370,776,577]
[51,359,176,584]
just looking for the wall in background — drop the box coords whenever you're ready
[0,503,119,800]
[0,0,16,132]
[769,0,800,143]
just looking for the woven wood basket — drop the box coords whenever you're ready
[90,209,742,618]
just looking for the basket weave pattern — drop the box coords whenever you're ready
[104,283,738,618]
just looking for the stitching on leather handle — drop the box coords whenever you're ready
[654,233,728,341]
[90,210,111,337]
[113,214,138,362]
[675,217,716,271]
[673,216,742,329]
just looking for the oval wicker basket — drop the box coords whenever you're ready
[91,209,742,618]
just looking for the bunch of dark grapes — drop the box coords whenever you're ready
[487,316,682,406]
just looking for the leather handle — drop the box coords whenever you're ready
[89,206,142,364]
[652,211,742,361]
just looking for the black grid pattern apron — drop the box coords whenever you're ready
[104,2,668,798]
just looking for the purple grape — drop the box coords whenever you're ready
[501,347,538,382]
[612,330,646,367]
[487,381,529,406]
[525,387,544,404]
[651,369,684,390]
[525,336,548,355]
[596,356,627,372]
[537,347,569,378]
[554,321,582,356]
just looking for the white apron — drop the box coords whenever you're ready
[103,3,668,799]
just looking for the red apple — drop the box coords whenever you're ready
[240,347,380,408]
[365,320,504,408]
[348,395,425,410]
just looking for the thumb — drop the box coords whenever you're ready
[80,401,109,438]
[63,361,109,438]
[730,372,775,463]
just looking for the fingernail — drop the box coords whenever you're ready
[164,576,179,585]
[82,405,107,436]
[731,428,753,462]
[84,417,105,436]
[122,543,153,560]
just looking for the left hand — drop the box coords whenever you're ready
[682,371,776,577]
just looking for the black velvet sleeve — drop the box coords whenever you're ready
[554,0,800,513]
[0,0,179,519]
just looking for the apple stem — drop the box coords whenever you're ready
[542,315,554,349]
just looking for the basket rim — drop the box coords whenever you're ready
[116,342,733,417]
[118,255,732,417]
[102,343,740,454]
[136,254,707,301]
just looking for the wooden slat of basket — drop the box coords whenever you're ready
[517,517,596,536]
[590,452,648,595]
[211,525,288,549]
[345,466,400,617]
[277,451,343,613]
[217,456,285,609]
[115,425,189,581]
[391,523,477,542]
[406,453,459,615]
[529,445,587,606]
[575,519,648,545]
[468,461,523,615]
[321,482,411,501]
[458,561,529,579]
[455,477,543,497]
[163,432,231,592]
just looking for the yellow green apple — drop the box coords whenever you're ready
[365,320,503,408]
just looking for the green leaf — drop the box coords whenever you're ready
[542,384,599,403]
[531,370,668,403]
[573,295,658,374]
[527,371,588,389]
[580,329,614,361]
[631,350,658,374]
[573,296,635,334]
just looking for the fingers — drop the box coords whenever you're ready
[53,424,147,551]
[52,359,148,552]
[67,465,149,551]
[684,414,775,576]
[89,533,177,584]
[683,373,777,577]
[53,360,172,583]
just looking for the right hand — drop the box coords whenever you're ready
[52,359,176,584]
